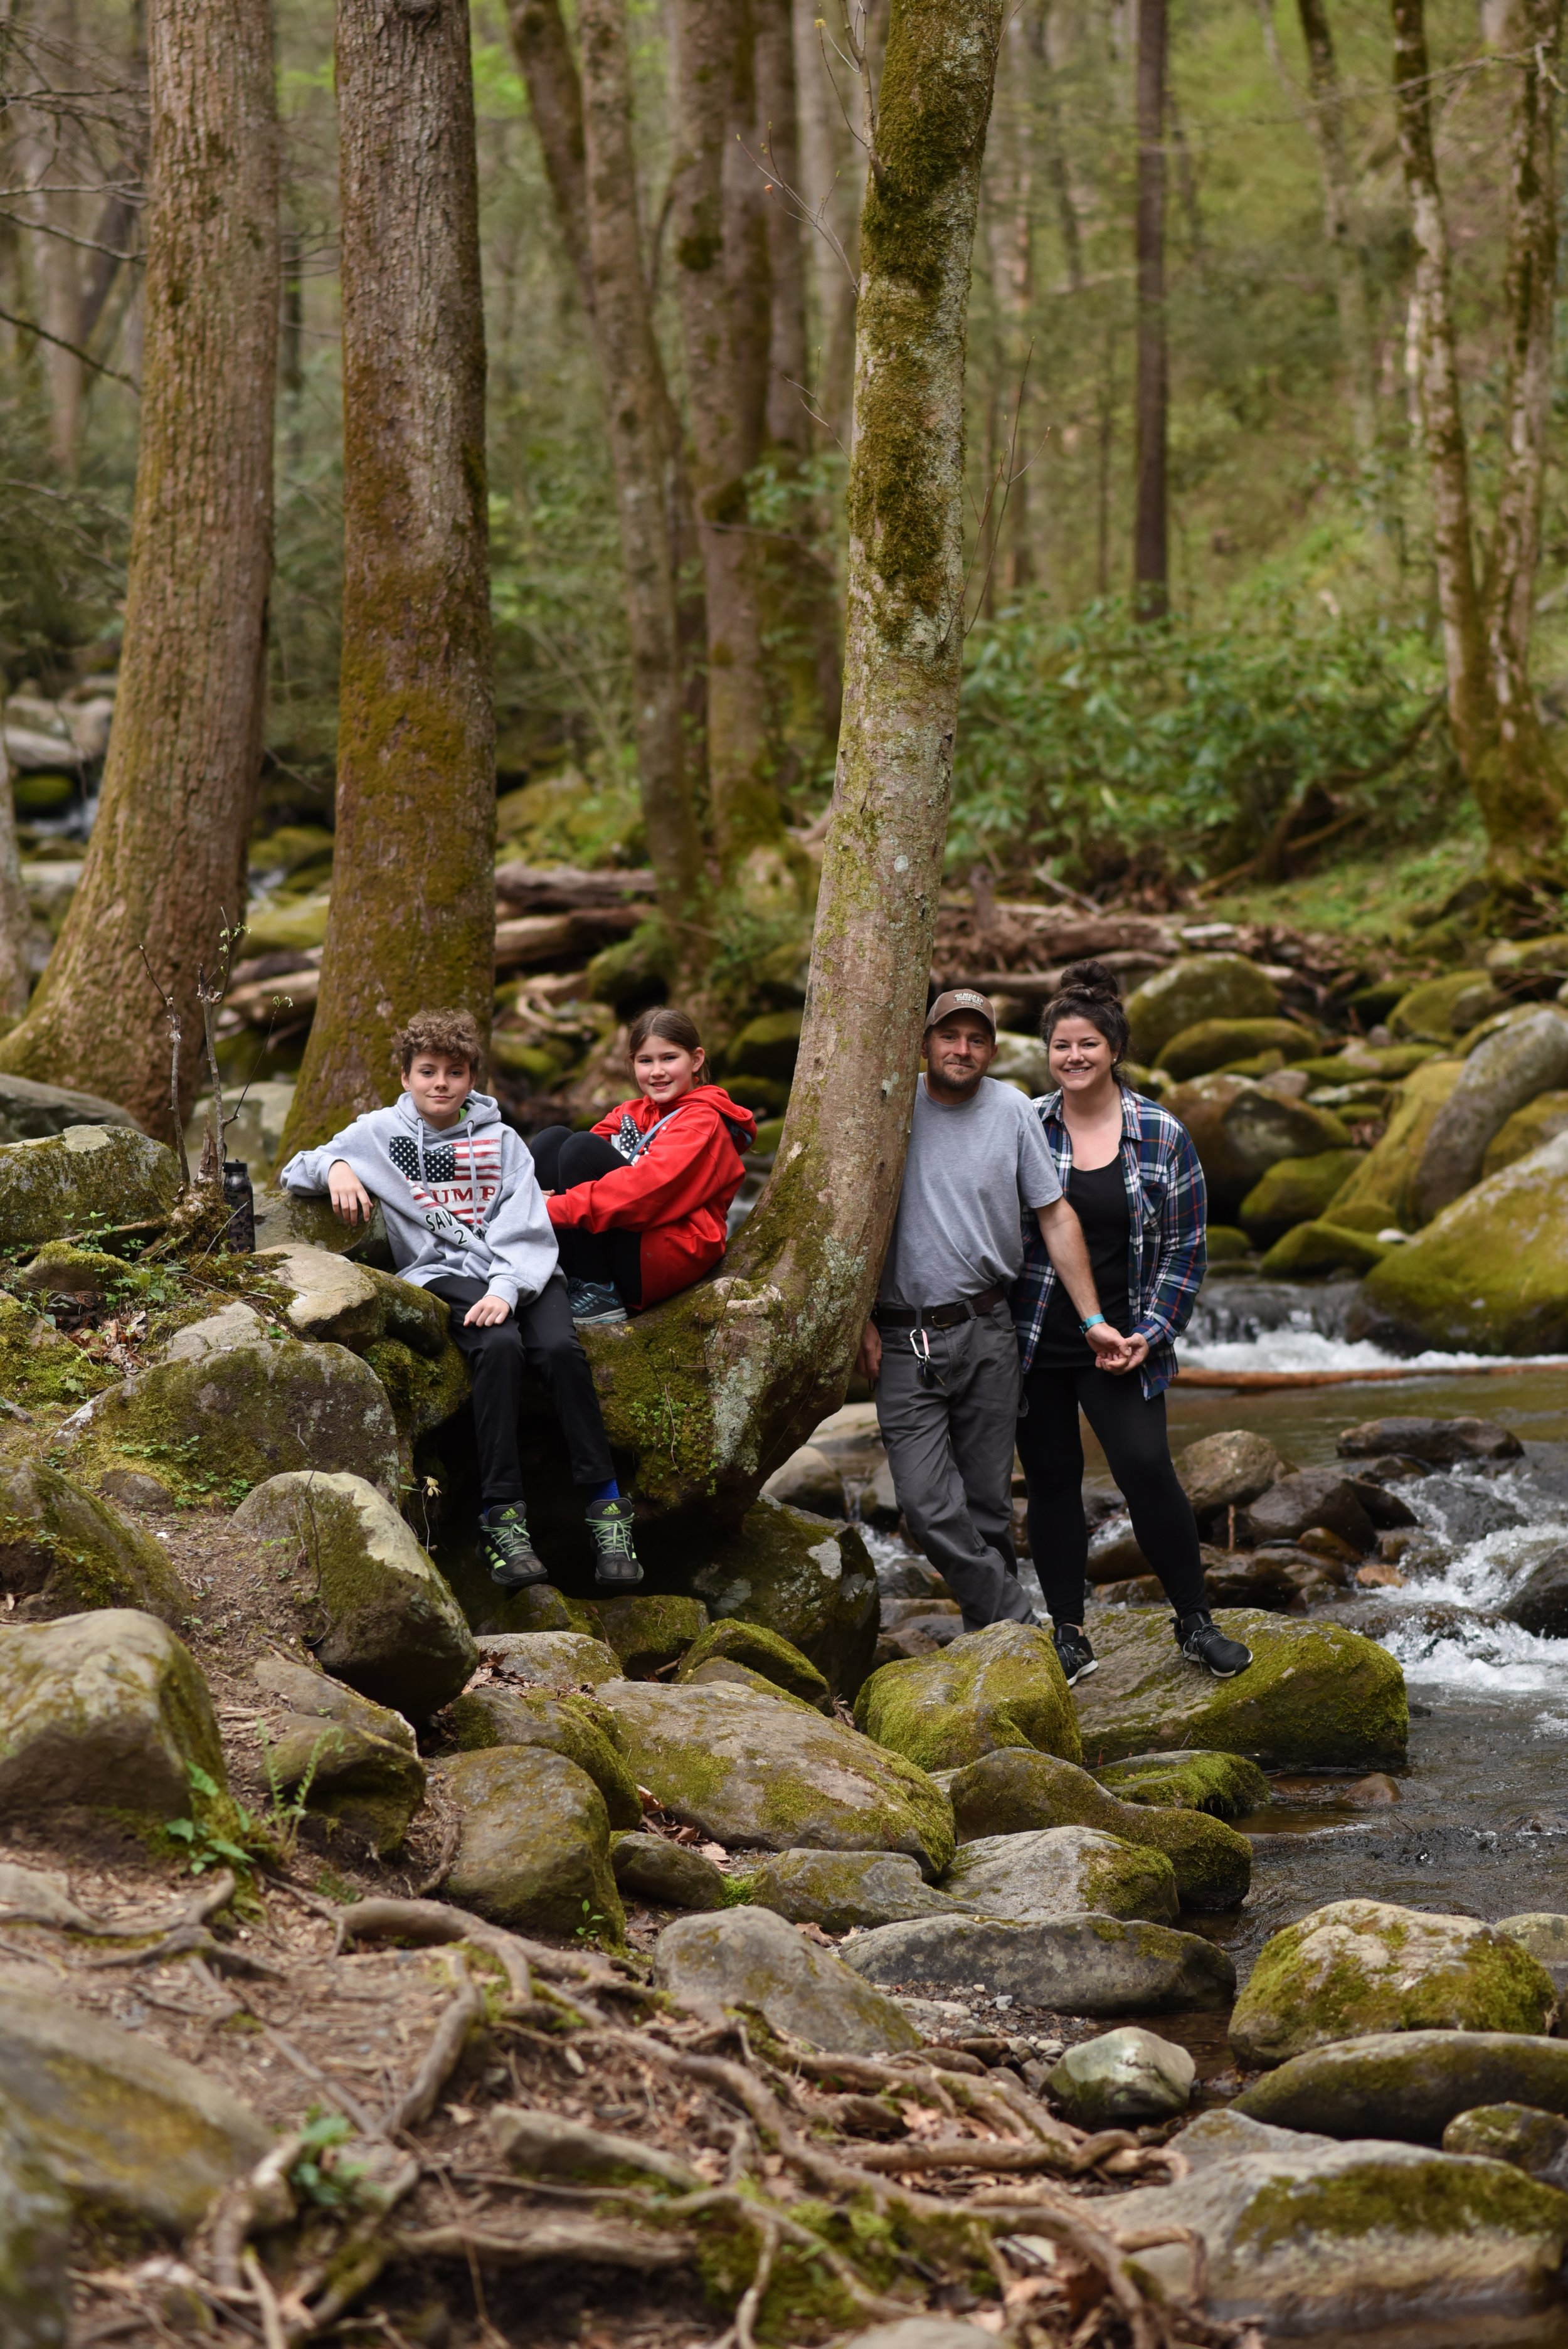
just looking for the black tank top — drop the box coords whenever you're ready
[1035,1157,1131,1367]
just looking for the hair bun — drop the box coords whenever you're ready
[1056,958,1122,1000]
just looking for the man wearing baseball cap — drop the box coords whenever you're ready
[857,989,1130,1632]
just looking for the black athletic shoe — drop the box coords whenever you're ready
[1177,1611,1253,1678]
[1052,1623,1098,1687]
[568,1278,628,1325]
[481,1502,547,1590]
[586,1495,642,1588]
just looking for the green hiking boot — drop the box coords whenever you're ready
[586,1495,642,1589]
[481,1502,546,1590]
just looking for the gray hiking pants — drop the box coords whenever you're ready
[874,1303,1036,1632]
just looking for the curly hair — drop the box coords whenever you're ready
[1039,958,1131,1072]
[395,1008,485,1079]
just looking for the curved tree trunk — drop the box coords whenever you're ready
[587,0,1003,1542]
[0,0,277,1136]
[1295,0,1377,455]
[279,0,494,1158]
[1133,0,1168,618]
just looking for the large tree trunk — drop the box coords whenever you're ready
[279,0,494,1158]
[506,0,595,317]
[0,0,277,1135]
[0,733,31,1018]
[983,1,1036,598]
[1133,0,1168,617]
[791,0,862,447]
[1295,0,1377,454]
[587,0,1003,1539]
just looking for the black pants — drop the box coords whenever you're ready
[529,1127,644,1307]
[1015,1365,1207,1625]
[428,1273,614,1508]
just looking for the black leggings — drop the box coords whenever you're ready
[1015,1365,1207,1625]
[529,1127,644,1307]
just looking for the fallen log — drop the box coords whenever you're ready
[1174,1361,1552,1390]
[494,862,656,911]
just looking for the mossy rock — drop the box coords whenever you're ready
[1205,1224,1251,1261]
[0,1293,119,1413]
[595,1593,708,1678]
[652,1904,920,2053]
[840,1911,1236,2013]
[678,1618,830,1710]
[745,1847,961,1931]
[361,1334,470,1443]
[445,1685,641,1827]
[0,1459,189,1624]
[690,1500,879,1700]
[610,1831,729,1911]
[14,1241,133,1296]
[1073,1611,1406,1772]
[943,1824,1179,1925]
[1352,1129,1568,1354]
[1124,957,1281,1064]
[0,2107,66,2348]
[1224,1090,1352,1188]
[1162,1019,1318,1082]
[0,1125,179,1253]
[681,1658,820,1707]
[1159,1074,1265,1216]
[1229,1900,1557,2068]
[1259,1220,1394,1278]
[435,1744,625,1944]
[1239,1150,1366,1244]
[854,1620,1081,1774]
[251,1185,395,1269]
[1443,2104,1568,2173]
[0,1071,138,1144]
[1096,1747,1271,1819]
[252,1654,425,1857]
[1231,2029,1568,2144]
[473,1630,623,1687]
[1483,1090,1568,1180]
[1323,1057,1465,1232]
[0,1608,228,1828]
[1389,970,1503,1042]
[724,1009,802,1081]
[1409,1009,1568,1223]
[946,1749,1250,1909]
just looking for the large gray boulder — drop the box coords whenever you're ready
[1233,2031,1568,2144]
[0,2108,67,2348]
[840,1912,1236,2013]
[854,1620,1081,1773]
[1124,955,1279,1063]
[1175,1429,1289,1530]
[746,1849,962,1933]
[0,1125,177,1252]
[1411,1007,1568,1221]
[473,1630,623,1687]
[690,1498,880,1700]
[1352,1128,1568,1355]
[234,1471,475,1718]
[0,1610,226,1823]
[0,1460,188,1623]
[946,1748,1251,1911]
[1047,2026,1194,2126]
[448,1684,642,1827]
[1236,1465,1412,1554]
[943,1825,1179,1924]
[435,1746,625,1941]
[1223,1088,1352,1188]
[252,1655,425,1856]
[0,1071,139,1143]
[653,1906,921,2052]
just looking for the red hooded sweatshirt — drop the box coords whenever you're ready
[545,1083,758,1306]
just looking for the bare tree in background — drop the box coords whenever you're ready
[1295,0,1377,454]
[1133,0,1168,617]
[0,733,30,1017]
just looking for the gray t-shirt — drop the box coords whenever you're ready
[879,1076,1062,1307]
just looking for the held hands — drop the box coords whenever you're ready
[327,1160,374,1226]
[464,1293,513,1327]
[1090,1324,1148,1376]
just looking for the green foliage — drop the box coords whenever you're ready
[289,2109,370,2210]
[164,1763,264,1879]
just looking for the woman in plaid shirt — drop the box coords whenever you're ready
[1009,961,1253,1685]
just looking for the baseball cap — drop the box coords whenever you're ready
[924,987,997,1037]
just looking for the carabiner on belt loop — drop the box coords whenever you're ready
[908,1325,941,1391]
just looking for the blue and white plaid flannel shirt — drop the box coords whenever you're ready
[1009,1085,1207,1399]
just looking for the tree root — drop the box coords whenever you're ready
[84,1870,283,1978]
[386,1960,487,2133]
[397,2216,695,2269]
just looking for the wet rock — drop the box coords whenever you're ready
[840,1912,1235,2014]
[1124,956,1280,1064]
[1322,1056,1466,1231]
[1484,1089,1568,1179]
[0,1608,226,1823]
[0,1125,178,1253]
[943,1825,1179,1924]
[1174,1429,1288,1529]
[474,1630,623,1687]
[1232,2030,1568,2142]
[1444,2104,1568,2173]
[1229,1901,1556,2068]
[593,1593,707,1678]
[233,1471,476,1719]
[690,1499,879,1700]
[1095,1747,1271,1818]
[435,1745,625,1941]
[1160,1017,1318,1082]
[1352,1129,1568,1354]
[1391,970,1504,1042]
[0,1985,269,2233]
[1200,1544,1340,1611]
[677,1618,830,1710]
[854,1620,1081,1774]
[252,1655,425,1855]
[610,1833,728,1911]
[946,1749,1251,1909]
[1238,1148,1365,1243]
[1073,1609,1406,1771]
[598,1678,953,1872]
[0,1071,138,1143]
[653,1906,921,2053]
[0,2108,68,2347]
[0,1460,188,1624]
[1416,1475,1527,1546]
[1336,1414,1523,1466]
[1236,1467,1397,1553]
[1410,1010,1568,1221]
[746,1848,961,1931]
[1502,1549,1568,1637]
[761,1443,849,1518]
[1046,2026,1194,2126]
[446,1685,641,1827]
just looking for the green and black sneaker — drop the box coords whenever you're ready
[481,1502,547,1590]
[586,1495,642,1589]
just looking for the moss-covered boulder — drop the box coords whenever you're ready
[1162,1018,1318,1082]
[1239,1149,1365,1244]
[1229,1901,1557,2069]
[1160,1074,1257,1212]
[1047,2026,1195,2126]
[1408,1008,1568,1223]
[233,1471,476,1719]
[0,1608,226,1827]
[1232,2030,1568,2144]
[446,1685,641,1825]
[1444,2104,1568,2173]
[360,1332,470,1446]
[435,1744,625,1943]
[840,1911,1235,2013]
[1224,1090,1352,1187]
[593,1593,707,1678]
[1483,1089,1568,1179]
[652,1906,920,2053]
[597,1678,954,1874]
[724,1009,803,1081]
[1096,1747,1271,1818]
[946,1749,1251,1909]
[1073,1610,1406,1771]
[0,1460,188,1623]
[745,1848,961,1931]
[1390,970,1503,1042]
[1125,957,1280,1064]
[943,1824,1178,1924]
[1323,1056,1465,1231]
[610,1832,729,1911]
[251,1184,393,1268]
[1259,1219,1393,1278]
[678,1618,831,1710]
[1175,1430,1289,1530]
[252,1653,425,1856]
[0,1293,118,1413]
[473,1630,623,1687]
[1352,1130,1568,1354]
[253,1243,385,1349]
[0,1125,179,1252]
[0,2109,67,2348]
[854,1620,1081,1774]
[689,1499,879,1700]
[1495,1912,1568,1976]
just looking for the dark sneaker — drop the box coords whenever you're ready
[481,1502,546,1590]
[568,1278,628,1325]
[1052,1623,1098,1687]
[586,1495,642,1588]
[1177,1611,1253,1678]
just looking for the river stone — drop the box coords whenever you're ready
[1232,2031,1568,2143]
[435,1745,625,1941]
[1352,1128,1568,1353]
[840,1912,1235,2013]
[0,1072,139,1144]
[0,1460,188,1624]
[1108,2114,1568,2335]
[1160,1017,1318,1082]
[1496,1914,1568,1977]
[593,1594,707,1678]
[1391,970,1505,1042]
[1336,1414,1523,1466]
[596,1678,953,1874]
[854,1620,1081,1774]
[1223,1090,1351,1190]
[610,1832,728,1911]
[689,1498,880,1700]
[1483,1090,1568,1179]
[1259,1219,1392,1277]
[678,1618,831,1709]
[943,1825,1178,1924]
[252,1654,424,1856]
[0,1984,270,2233]
[0,1125,179,1252]
[233,1471,475,1719]
[652,1906,921,2052]
[746,1848,960,1931]
[946,1749,1251,1910]
[0,1293,119,1412]
[1237,1148,1365,1244]
[447,1685,641,1827]
[1096,1747,1272,1817]
[1323,1056,1466,1232]
[1444,2104,1568,2173]
[1072,1609,1406,1771]
[1125,956,1280,1064]
[1160,1074,1258,1212]
[1502,1549,1568,1638]
[1175,1430,1289,1530]
[1229,1900,1557,2069]
[1046,2025,1194,2126]
[761,1443,849,1518]
[1236,1466,1391,1553]
[0,2107,67,2347]
[474,1630,623,1688]
[1409,1009,1568,1222]
[0,1609,226,1823]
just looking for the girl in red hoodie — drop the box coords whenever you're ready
[529,1007,758,1324]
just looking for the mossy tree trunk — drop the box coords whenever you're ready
[279,0,495,1158]
[586,0,1003,1541]
[1132,0,1168,619]
[0,0,277,1137]
[0,734,30,1017]
[1295,0,1377,456]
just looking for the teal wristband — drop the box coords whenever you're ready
[1079,1312,1106,1332]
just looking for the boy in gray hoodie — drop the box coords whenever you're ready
[278,1008,640,1593]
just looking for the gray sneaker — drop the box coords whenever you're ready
[586,1495,642,1588]
[567,1278,628,1325]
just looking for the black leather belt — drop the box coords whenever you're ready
[872,1283,1006,1331]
